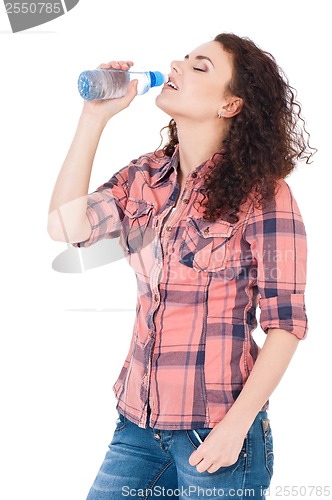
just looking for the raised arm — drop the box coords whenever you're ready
[47,61,138,244]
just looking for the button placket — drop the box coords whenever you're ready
[142,172,201,428]
[142,235,164,420]
[161,177,195,245]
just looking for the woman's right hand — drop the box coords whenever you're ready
[81,60,138,123]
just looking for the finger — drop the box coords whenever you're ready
[96,61,120,70]
[188,447,204,467]
[196,458,213,474]
[96,61,134,71]
[122,79,138,105]
[206,463,218,474]
[116,60,134,68]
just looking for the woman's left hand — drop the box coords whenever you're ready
[188,418,248,474]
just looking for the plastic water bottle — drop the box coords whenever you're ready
[77,68,167,101]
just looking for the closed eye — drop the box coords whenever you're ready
[193,67,205,72]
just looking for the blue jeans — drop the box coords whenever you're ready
[86,408,274,499]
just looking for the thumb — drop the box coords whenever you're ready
[123,79,138,104]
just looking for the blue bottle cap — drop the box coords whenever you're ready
[149,71,167,88]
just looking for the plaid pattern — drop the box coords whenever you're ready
[72,145,308,430]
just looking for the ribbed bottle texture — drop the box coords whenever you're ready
[78,68,166,101]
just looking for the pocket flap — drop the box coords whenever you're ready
[187,216,233,238]
[124,197,154,218]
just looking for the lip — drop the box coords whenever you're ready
[163,75,179,91]
[162,84,177,91]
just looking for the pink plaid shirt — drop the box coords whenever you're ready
[72,145,308,430]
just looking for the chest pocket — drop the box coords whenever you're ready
[179,216,234,272]
[120,197,154,254]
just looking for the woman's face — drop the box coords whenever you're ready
[155,41,234,122]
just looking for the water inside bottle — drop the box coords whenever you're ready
[78,69,131,100]
[100,70,130,99]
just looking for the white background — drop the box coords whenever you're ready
[0,1,330,498]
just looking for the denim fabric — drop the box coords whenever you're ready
[86,409,273,499]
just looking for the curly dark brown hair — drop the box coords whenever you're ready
[158,33,316,223]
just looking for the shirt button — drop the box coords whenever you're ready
[166,226,172,231]
[183,199,189,204]
[154,294,158,301]
[191,172,198,178]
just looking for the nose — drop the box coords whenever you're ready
[170,60,181,74]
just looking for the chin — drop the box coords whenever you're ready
[155,93,177,119]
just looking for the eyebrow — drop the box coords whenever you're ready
[184,54,215,67]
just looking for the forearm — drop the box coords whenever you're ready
[222,328,300,432]
[47,63,138,242]
[47,112,107,241]
[49,112,107,212]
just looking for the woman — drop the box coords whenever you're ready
[48,33,314,499]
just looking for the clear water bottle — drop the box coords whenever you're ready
[77,68,167,101]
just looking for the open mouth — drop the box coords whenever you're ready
[165,79,179,90]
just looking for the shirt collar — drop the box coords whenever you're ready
[150,145,180,186]
[150,144,224,187]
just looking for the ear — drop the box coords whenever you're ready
[218,97,244,118]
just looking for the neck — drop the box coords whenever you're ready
[175,119,229,178]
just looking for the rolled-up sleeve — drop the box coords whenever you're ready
[71,164,129,248]
[243,179,308,340]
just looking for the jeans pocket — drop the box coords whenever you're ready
[186,427,248,473]
[186,427,213,449]
[261,418,274,478]
[114,410,127,432]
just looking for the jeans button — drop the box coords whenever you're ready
[154,433,161,440]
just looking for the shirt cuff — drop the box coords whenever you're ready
[259,293,308,340]
[71,193,120,248]
[71,203,99,248]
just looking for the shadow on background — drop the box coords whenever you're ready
[52,236,126,273]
